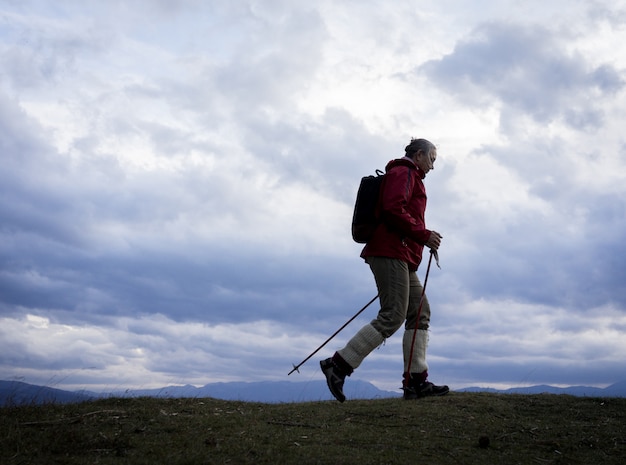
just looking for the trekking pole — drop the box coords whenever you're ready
[404,250,435,387]
[288,294,379,375]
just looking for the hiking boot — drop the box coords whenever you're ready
[320,358,347,403]
[403,381,449,400]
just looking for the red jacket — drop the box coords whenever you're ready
[360,157,432,271]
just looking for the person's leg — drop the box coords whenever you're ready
[336,323,385,371]
[321,257,409,402]
[402,271,448,399]
[321,322,385,401]
[367,256,411,337]
[403,272,430,382]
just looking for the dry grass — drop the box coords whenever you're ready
[1,392,625,464]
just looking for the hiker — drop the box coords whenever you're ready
[321,138,449,402]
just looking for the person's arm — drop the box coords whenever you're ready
[379,166,433,245]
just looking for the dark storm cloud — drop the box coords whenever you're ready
[0,91,369,329]
[420,22,624,129]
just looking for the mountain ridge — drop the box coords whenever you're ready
[2,379,625,406]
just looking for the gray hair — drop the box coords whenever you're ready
[405,138,436,157]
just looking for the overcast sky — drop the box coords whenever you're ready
[1,0,625,395]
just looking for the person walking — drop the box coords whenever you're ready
[321,138,449,402]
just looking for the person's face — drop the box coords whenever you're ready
[415,148,437,174]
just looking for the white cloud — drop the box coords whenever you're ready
[0,312,334,390]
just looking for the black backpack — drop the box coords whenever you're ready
[351,169,385,243]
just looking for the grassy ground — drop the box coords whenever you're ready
[1,392,625,464]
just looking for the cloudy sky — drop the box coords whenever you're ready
[1,0,625,395]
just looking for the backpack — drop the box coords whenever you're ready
[351,169,385,243]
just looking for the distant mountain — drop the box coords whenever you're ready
[0,379,398,406]
[104,380,400,403]
[458,381,626,397]
[2,379,625,407]
[0,380,96,406]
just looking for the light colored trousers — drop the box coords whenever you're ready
[366,256,431,338]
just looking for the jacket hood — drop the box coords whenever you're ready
[385,156,426,179]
